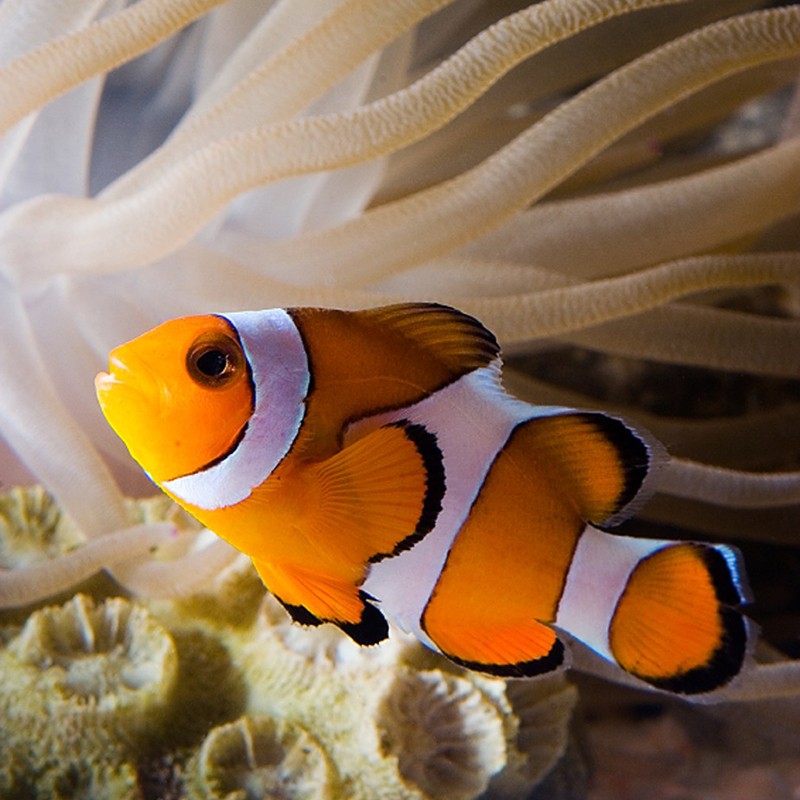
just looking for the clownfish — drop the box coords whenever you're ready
[96,303,752,694]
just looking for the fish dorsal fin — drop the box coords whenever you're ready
[307,420,445,567]
[354,302,500,374]
[288,304,500,457]
[519,412,661,526]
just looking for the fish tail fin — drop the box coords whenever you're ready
[608,540,751,693]
[559,527,752,694]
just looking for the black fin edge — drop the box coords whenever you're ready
[577,412,651,521]
[441,636,566,679]
[275,597,323,627]
[335,593,389,646]
[277,592,388,646]
[702,544,750,607]
[636,607,749,695]
[369,420,446,563]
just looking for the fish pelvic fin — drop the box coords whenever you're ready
[253,559,388,646]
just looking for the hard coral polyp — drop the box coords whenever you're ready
[16,594,175,726]
[193,715,332,800]
[0,485,82,569]
[378,669,507,800]
[0,594,178,796]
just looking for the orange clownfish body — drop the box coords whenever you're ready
[96,303,752,694]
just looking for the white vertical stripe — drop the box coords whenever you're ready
[358,364,573,650]
[163,309,309,510]
[555,525,665,661]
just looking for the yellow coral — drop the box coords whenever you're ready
[223,595,576,799]
[0,485,82,569]
[0,594,177,797]
[378,669,507,800]
[191,715,333,800]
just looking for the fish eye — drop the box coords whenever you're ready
[186,332,245,388]
[196,349,229,377]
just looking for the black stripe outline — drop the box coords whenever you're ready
[442,635,566,679]
[368,420,446,563]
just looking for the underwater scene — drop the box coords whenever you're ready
[1,1,800,798]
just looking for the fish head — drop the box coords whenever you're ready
[96,315,254,483]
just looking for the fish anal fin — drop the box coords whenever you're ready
[609,543,749,694]
[423,612,565,679]
[519,412,658,526]
[310,421,444,565]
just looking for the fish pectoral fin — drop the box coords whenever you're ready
[355,302,500,373]
[517,412,662,527]
[310,421,445,565]
[253,558,389,646]
[422,609,566,679]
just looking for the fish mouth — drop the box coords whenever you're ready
[95,370,119,394]
[95,353,147,408]
[96,354,128,394]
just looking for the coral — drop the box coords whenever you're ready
[8,593,178,733]
[0,485,83,569]
[190,715,332,800]
[378,669,506,800]
[0,594,177,797]
[0,578,578,799]
[486,675,580,798]
[224,594,576,799]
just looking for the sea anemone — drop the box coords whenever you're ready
[0,0,798,704]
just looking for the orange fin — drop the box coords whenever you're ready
[422,613,565,678]
[609,543,750,694]
[520,412,660,526]
[309,420,445,566]
[253,559,388,646]
[354,302,500,373]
